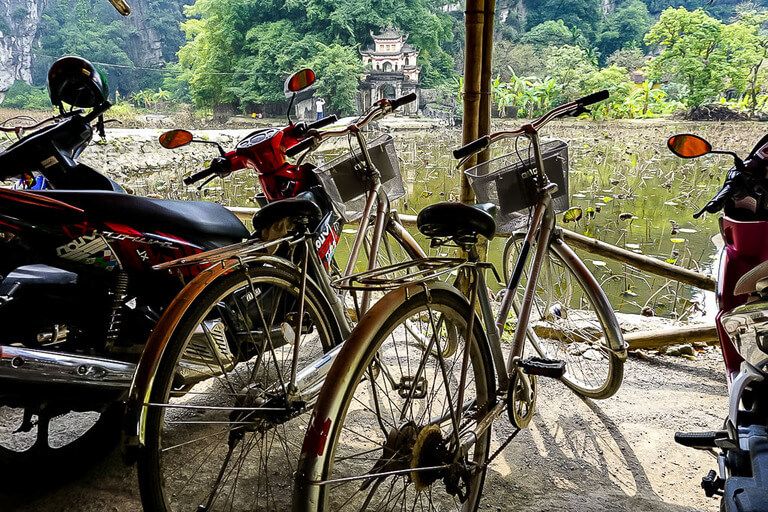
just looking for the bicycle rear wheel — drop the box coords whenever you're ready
[138,264,338,512]
[503,233,624,399]
[297,284,496,512]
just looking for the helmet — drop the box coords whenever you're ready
[47,56,109,109]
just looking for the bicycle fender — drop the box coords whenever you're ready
[123,254,305,457]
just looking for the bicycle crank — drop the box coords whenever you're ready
[507,367,537,429]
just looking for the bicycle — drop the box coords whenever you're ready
[126,93,427,511]
[293,91,628,511]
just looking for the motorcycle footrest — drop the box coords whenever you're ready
[518,356,566,379]
[674,430,727,449]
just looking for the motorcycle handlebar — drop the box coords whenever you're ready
[286,137,315,158]
[183,166,215,186]
[305,114,338,131]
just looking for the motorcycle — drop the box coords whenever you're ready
[0,57,336,463]
[669,133,768,511]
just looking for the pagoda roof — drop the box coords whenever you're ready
[371,27,408,40]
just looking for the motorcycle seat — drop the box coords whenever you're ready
[35,191,249,247]
[735,260,768,296]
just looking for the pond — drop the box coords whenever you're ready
[101,119,768,321]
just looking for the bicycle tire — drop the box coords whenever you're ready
[296,284,496,512]
[138,264,339,512]
[502,232,624,399]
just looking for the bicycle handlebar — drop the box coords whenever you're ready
[305,114,338,132]
[453,90,609,160]
[288,93,418,160]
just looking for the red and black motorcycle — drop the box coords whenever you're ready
[0,58,336,462]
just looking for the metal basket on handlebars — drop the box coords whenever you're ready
[313,134,406,223]
[464,139,569,234]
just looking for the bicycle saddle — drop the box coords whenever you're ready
[252,192,323,234]
[416,202,496,242]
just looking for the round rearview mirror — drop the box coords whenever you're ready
[284,69,316,96]
[667,134,712,159]
[159,129,194,149]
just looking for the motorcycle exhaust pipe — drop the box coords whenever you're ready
[0,345,136,389]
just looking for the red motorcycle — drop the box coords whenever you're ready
[669,133,768,511]
[0,58,337,464]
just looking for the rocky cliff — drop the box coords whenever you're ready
[0,0,44,101]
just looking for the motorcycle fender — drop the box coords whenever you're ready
[123,254,303,456]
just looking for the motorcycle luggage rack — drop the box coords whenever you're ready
[331,257,469,291]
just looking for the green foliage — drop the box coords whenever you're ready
[596,0,651,63]
[2,81,51,110]
[523,0,602,41]
[34,0,188,96]
[606,47,646,71]
[645,7,768,108]
[304,43,363,113]
[522,20,579,47]
[176,0,458,109]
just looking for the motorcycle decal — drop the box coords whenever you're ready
[315,220,339,270]
[56,231,121,270]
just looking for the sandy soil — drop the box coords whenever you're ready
[0,348,727,512]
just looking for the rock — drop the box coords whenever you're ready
[666,344,696,357]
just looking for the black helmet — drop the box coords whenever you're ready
[47,56,109,109]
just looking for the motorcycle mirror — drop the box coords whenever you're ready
[108,0,131,16]
[667,134,712,159]
[159,129,194,149]
[284,69,316,97]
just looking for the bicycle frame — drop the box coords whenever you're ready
[123,112,424,454]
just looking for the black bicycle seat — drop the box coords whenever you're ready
[416,202,496,242]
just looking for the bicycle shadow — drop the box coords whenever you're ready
[482,377,721,512]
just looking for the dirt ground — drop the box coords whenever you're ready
[0,347,727,512]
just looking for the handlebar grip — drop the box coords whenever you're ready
[183,167,215,186]
[306,115,338,131]
[286,137,315,158]
[390,93,418,110]
[575,90,609,107]
[694,183,733,218]
[453,135,490,160]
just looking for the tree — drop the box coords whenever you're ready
[606,47,647,71]
[491,42,543,81]
[522,0,602,42]
[596,0,651,64]
[543,45,598,102]
[305,43,363,114]
[644,8,730,108]
[522,20,578,47]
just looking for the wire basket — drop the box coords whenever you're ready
[464,139,569,234]
[313,133,406,223]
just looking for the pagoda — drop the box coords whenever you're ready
[359,28,420,114]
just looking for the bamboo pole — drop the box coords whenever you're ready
[560,227,717,292]
[623,324,719,350]
[460,0,485,204]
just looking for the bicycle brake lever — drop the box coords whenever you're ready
[197,174,217,191]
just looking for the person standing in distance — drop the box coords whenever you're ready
[315,98,326,120]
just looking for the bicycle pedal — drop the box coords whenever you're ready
[518,357,566,379]
[674,430,726,449]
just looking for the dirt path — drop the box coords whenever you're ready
[0,349,726,511]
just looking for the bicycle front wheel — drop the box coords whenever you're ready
[503,233,624,399]
[299,284,496,512]
[138,264,339,512]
